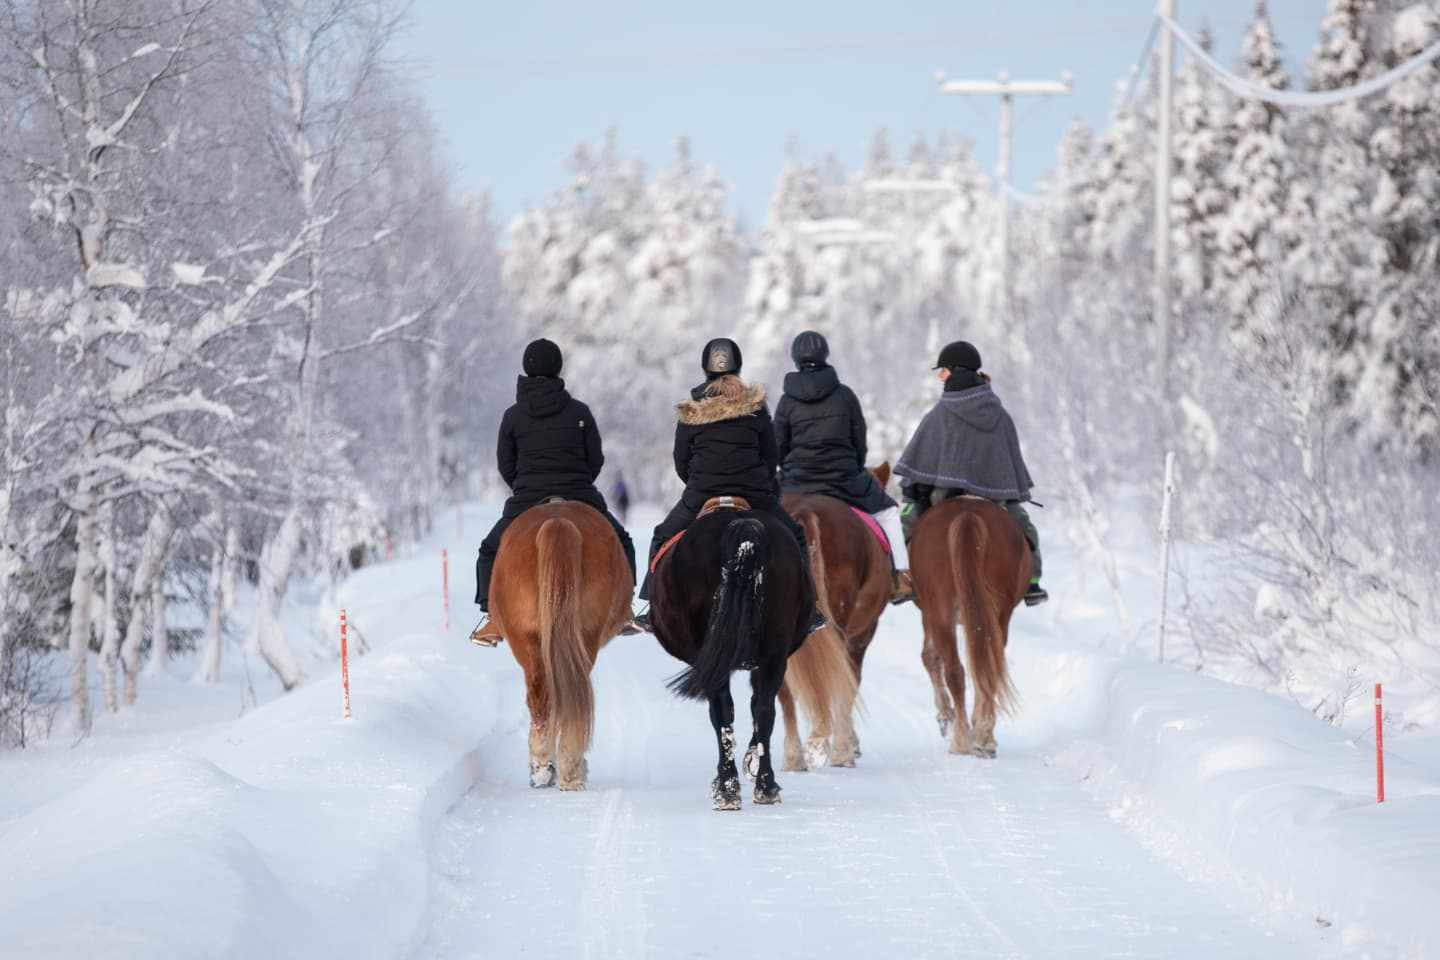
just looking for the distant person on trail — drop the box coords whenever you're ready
[894,340,1047,606]
[774,330,913,605]
[611,473,631,525]
[632,337,827,636]
[471,338,639,644]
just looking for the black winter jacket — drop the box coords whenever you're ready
[672,380,780,503]
[497,376,604,500]
[774,365,895,513]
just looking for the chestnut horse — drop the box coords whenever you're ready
[908,496,1030,758]
[490,501,633,790]
[779,463,892,770]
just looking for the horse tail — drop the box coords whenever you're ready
[785,511,859,730]
[537,517,594,748]
[668,517,767,701]
[949,510,1017,715]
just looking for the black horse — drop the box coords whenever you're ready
[650,508,814,811]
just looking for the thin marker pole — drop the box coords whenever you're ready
[442,549,450,633]
[340,609,352,720]
[1375,683,1385,803]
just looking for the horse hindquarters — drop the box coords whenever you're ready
[536,517,594,789]
[668,518,768,701]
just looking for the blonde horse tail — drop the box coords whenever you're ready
[537,517,594,749]
[785,511,859,733]
[949,511,1016,715]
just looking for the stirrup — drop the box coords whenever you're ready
[469,617,503,647]
[889,570,914,606]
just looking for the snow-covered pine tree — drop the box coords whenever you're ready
[1216,1,1299,328]
[1172,26,1235,305]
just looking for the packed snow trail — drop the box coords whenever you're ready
[418,611,1314,959]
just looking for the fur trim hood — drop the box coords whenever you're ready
[676,381,767,425]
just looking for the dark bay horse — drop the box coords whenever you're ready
[650,505,845,810]
[909,496,1030,758]
[779,463,893,769]
[490,501,633,790]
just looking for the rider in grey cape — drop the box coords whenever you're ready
[894,340,1047,606]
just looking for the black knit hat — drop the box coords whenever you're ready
[934,340,981,371]
[701,337,743,379]
[522,338,563,377]
[790,330,830,369]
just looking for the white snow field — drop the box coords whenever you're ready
[2,502,1438,959]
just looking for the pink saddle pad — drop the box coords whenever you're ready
[850,507,891,554]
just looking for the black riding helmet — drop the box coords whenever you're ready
[790,330,829,370]
[701,337,743,379]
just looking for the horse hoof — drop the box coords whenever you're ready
[830,756,857,769]
[743,745,762,781]
[804,738,831,770]
[937,717,951,739]
[711,775,742,811]
[558,780,586,791]
[530,762,556,788]
[753,783,782,805]
[970,746,997,760]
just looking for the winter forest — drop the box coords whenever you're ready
[2,0,1439,754]
[5,0,1440,955]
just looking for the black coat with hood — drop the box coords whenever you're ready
[774,365,895,513]
[672,379,780,503]
[497,375,605,502]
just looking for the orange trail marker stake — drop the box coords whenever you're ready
[1375,682,1385,804]
[340,609,352,720]
[442,549,450,633]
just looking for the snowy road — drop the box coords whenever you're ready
[417,613,1314,960]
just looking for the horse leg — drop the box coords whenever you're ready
[776,681,807,772]
[923,608,973,754]
[748,661,785,805]
[708,688,741,811]
[919,629,954,740]
[837,623,878,763]
[522,651,556,788]
[972,605,1015,758]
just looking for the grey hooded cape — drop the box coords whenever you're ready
[894,384,1034,501]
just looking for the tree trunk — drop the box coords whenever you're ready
[98,504,123,714]
[198,532,227,685]
[121,509,175,705]
[65,454,99,731]
[248,508,305,690]
[146,574,169,677]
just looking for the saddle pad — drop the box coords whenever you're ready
[851,507,891,554]
[650,496,753,573]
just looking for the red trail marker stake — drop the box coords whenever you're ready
[1375,682,1385,804]
[340,609,352,720]
[442,548,450,633]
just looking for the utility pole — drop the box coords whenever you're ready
[935,70,1072,314]
[1154,0,1177,402]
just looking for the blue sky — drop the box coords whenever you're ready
[401,1,1327,231]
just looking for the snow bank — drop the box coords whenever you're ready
[0,632,497,959]
[1031,640,1440,957]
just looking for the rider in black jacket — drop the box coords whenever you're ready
[634,338,825,636]
[774,331,911,603]
[471,339,637,643]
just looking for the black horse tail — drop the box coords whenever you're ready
[668,518,768,701]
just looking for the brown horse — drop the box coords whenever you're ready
[778,463,892,769]
[909,496,1030,758]
[490,501,633,790]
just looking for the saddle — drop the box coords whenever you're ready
[649,496,752,572]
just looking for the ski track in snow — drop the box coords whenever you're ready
[415,619,1321,960]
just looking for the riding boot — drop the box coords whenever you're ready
[889,569,915,606]
[470,610,503,647]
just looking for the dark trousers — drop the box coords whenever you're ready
[475,493,636,611]
[638,492,810,601]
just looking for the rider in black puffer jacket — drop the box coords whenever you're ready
[634,338,825,637]
[471,339,637,643]
[774,331,911,603]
